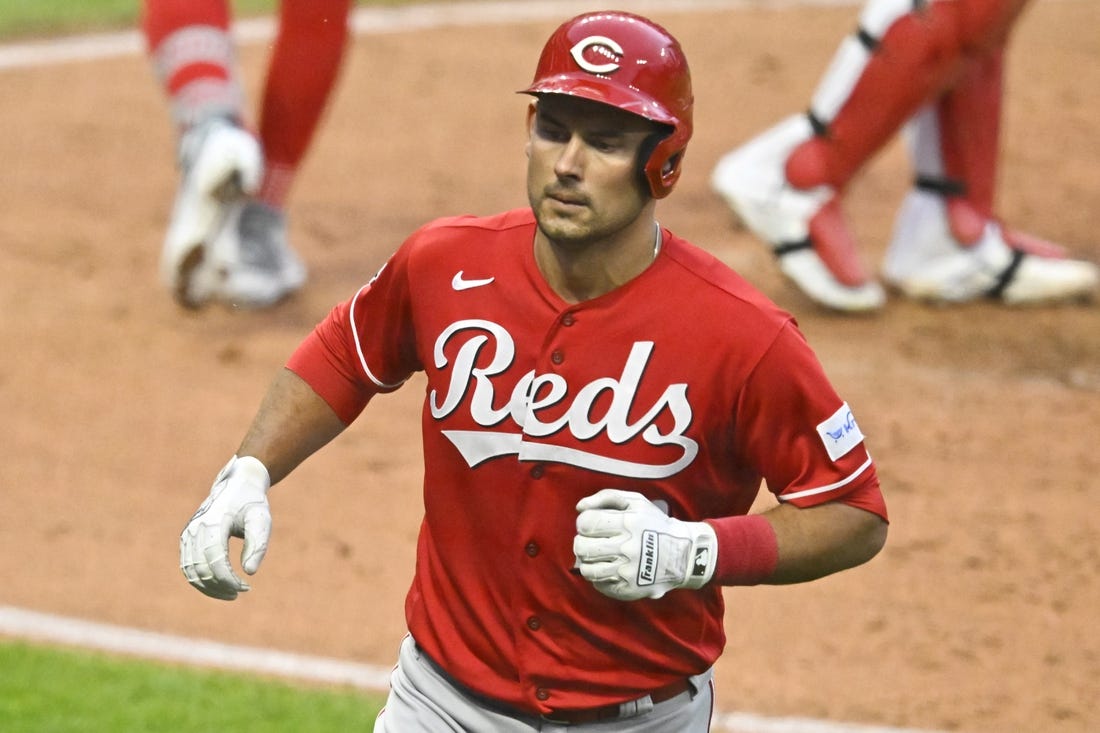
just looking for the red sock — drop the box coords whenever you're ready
[936,50,1004,244]
[142,0,242,130]
[256,0,352,209]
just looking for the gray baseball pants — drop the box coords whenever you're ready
[373,634,715,732]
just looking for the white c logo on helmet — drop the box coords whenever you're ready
[570,35,624,74]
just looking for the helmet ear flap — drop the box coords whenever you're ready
[636,131,665,197]
[641,129,687,199]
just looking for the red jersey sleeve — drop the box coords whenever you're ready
[286,242,422,425]
[735,321,887,521]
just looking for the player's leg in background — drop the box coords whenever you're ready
[256,0,352,212]
[883,48,1099,303]
[213,0,355,310]
[143,0,242,129]
[708,0,1091,310]
[143,0,265,308]
[144,0,351,308]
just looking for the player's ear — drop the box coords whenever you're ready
[524,102,538,158]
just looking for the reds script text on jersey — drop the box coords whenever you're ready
[288,208,886,715]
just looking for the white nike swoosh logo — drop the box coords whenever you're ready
[451,271,495,291]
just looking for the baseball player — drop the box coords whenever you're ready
[143,0,352,308]
[712,0,1099,311]
[179,12,889,731]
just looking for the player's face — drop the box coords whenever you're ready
[526,96,657,249]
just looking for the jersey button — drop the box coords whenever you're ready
[529,464,545,479]
[551,349,564,365]
[536,688,550,701]
[561,313,575,327]
[526,616,541,631]
[525,542,539,557]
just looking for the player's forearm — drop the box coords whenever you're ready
[708,501,887,586]
[761,501,887,584]
[236,367,348,485]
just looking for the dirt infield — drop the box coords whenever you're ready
[1,2,1097,731]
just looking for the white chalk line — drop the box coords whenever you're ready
[0,604,392,689]
[0,0,870,71]
[1,2,946,731]
[0,603,944,733]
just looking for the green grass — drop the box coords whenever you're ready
[0,0,280,40]
[0,0,421,41]
[0,640,383,732]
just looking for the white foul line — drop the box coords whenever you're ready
[0,603,393,686]
[1,2,950,731]
[0,0,869,71]
[0,604,946,733]
[0,605,393,691]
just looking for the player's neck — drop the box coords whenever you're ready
[535,217,661,304]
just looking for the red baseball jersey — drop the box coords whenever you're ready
[288,208,885,714]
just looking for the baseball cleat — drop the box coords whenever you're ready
[883,190,1099,305]
[207,200,307,308]
[710,115,886,312]
[160,117,263,308]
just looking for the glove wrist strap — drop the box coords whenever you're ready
[681,521,718,589]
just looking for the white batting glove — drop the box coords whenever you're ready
[574,489,718,601]
[179,455,272,601]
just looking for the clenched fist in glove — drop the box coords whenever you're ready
[179,455,272,600]
[574,488,718,601]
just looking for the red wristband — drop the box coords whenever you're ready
[705,514,779,586]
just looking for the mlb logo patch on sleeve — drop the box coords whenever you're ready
[816,402,864,461]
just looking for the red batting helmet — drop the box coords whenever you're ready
[521,11,693,199]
